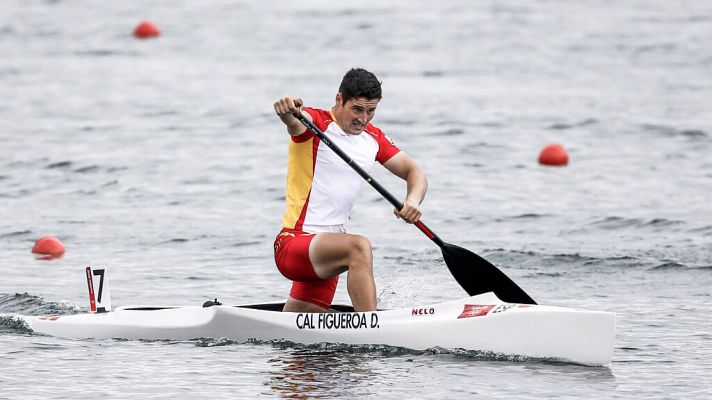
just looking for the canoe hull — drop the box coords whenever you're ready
[22,293,615,366]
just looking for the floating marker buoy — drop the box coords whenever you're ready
[133,21,160,39]
[32,236,65,256]
[538,143,569,166]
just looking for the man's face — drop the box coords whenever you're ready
[333,94,380,135]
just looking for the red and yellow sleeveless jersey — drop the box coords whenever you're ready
[281,107,400,231]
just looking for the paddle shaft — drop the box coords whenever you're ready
[295,109,537,304]
[296,113,445,247]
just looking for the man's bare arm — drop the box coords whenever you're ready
[383,152,427,223]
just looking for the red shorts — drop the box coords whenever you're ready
[274,228,338,309]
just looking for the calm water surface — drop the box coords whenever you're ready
[1,1,711,398]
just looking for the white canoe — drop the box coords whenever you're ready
[22,292,615,366]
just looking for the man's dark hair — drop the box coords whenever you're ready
[338,68,382,104]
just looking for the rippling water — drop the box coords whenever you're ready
[2,1,711,398]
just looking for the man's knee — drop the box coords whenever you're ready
[349,235,372,265]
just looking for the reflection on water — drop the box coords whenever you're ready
[264,341,618,398]
[267,348,375,399]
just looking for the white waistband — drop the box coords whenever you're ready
[301,224,346,233]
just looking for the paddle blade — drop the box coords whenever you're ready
[441,243,537,304]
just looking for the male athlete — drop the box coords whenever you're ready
[273,68,427,313]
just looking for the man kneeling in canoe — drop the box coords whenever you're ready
[273,68,428,312]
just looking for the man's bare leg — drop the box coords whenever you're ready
[283,297,329,313]
[311,233,376,311]
[283,233,376,312]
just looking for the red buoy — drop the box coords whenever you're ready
[133,21,160,39]
[538,143,569,166]
[32,236,65,256]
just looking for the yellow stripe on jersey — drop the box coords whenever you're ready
[282,137,315,228]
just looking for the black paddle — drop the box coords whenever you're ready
[295,111,536,304]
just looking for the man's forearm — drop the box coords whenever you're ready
[405,168,427,205]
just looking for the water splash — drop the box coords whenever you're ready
[0,314,33,335]
[0,293,81,316]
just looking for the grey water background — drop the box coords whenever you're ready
[1,0,711,398]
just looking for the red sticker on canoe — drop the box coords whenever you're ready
[457,304,495,319]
